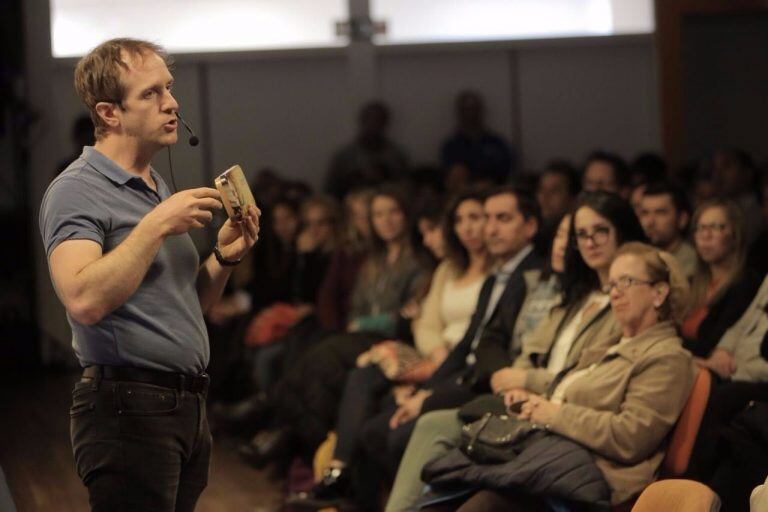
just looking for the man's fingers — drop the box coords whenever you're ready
[195,197,223,210]
[190,187,221,199]
[389,409,404,429]
[193,209,214,224]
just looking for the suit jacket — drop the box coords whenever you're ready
[426,250,543,393]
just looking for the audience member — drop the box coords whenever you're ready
[316,188,375,331]
[629,151,667,187]
[441,90,514,187]
[415,242,693,510]
[582,150,630,199]
[55,114,95,178]
[638,181,697,278]
[688,274,768,511]
[712,148,764,245]
[682,199,761,361]
[747,170,768,278]
[535,160,579,256]
[324,102,409,199]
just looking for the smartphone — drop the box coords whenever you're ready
[507,399,528,414]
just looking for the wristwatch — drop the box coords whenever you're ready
[213,245,241,267]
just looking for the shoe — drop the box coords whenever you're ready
[238,428,292,469]
[285,466,351,509]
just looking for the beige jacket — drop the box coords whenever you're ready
[549,321,696,504]
[514,295,622,394]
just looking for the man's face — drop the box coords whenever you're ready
[537,172,573,220]
[483,193,537,260]
[583,161,618,193]
[116,51,179,148]
[639,194,686,249]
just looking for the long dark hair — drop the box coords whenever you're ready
[562,191,647,305]
[367,183,414,261]
[443,188,488,271]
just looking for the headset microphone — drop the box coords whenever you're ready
[176,111,200,147]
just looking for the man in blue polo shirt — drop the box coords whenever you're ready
[39,38,259,511]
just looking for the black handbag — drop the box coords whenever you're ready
[460,412,542,464]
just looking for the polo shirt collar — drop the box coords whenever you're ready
[82,146,157,187]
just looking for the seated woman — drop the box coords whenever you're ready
[240,184,430,474]
[386,191,648,511]
[682,198,761,367]
[294,190,490,505]
[414,242,695,511]
[687,275,768,510]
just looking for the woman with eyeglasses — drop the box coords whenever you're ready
[680,199,768,510]
[681,198,761,377]
[414,242,694,511]
[385,191,647,511]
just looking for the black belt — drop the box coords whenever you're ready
[83,365,209,394]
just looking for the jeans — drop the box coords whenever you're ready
[70,376,211,512]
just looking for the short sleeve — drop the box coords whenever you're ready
[39,176,107,257]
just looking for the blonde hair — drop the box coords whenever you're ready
[689,199,746,307]
[74,38,171,140]
[614,242,691,325]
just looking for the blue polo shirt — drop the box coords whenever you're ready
[39,147,209,374]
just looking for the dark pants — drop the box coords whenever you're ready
[276,331,381,457]
[70,377,211,512]
[361,380,477,475]
[334,365,391,463]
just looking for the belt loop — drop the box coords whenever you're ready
[178,374,186,393]
[92,365,103,391]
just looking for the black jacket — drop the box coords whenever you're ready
[420,433,610,510]
[426,250,544,393]
[684,268,763,357]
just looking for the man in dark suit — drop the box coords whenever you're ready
[368,186,543,466]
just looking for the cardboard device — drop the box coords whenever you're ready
[214,165,256,222]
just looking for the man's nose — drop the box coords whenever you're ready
[163,90,179,112]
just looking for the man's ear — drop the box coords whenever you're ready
[524,217,539,241]
[94,102,120,130]
[678,211,690,232]
[654,281,671,308]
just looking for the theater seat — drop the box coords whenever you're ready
[613,368,713,511]
[631,480,720,511]
[663,368,712,477]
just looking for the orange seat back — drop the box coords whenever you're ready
[663,368,711,477]
[631,479,719,511]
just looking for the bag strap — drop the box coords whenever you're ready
[465,412,492,456]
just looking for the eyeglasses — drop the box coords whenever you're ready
[694,223,728,236]
[602,275,656,294]
[575,225,611,246]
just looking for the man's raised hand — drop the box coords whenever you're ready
[146,187,222,236]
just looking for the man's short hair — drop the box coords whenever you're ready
[74,38,172,140]
[543,159,580,196]
[643,181,691,215]
[486,184,541,226]
[584,150,630,188]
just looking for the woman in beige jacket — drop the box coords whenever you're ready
[448,242,696,509]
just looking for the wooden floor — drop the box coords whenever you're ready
[0,370,283,512]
